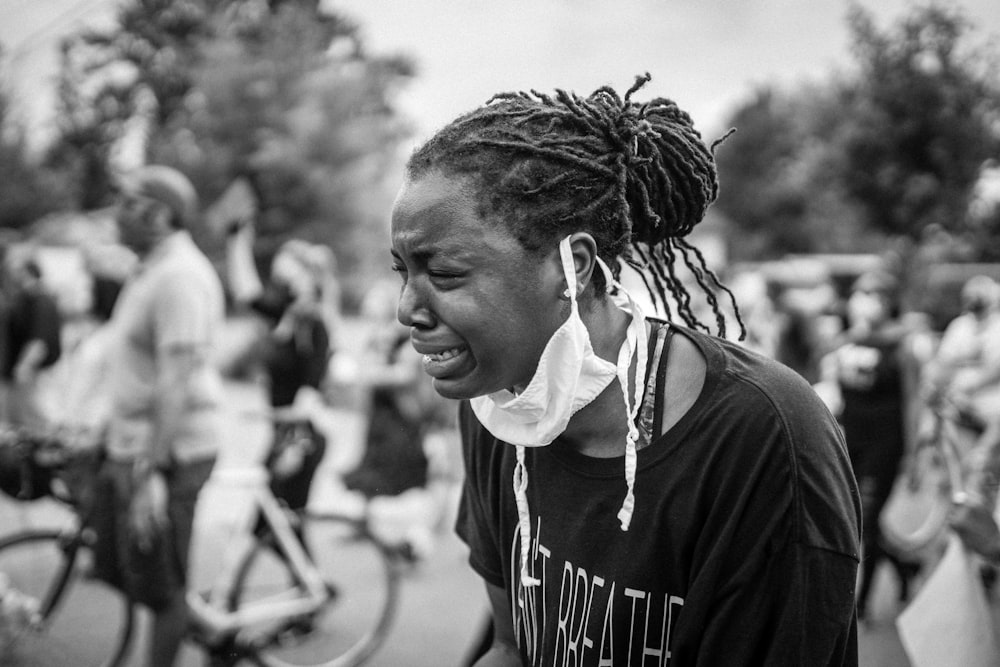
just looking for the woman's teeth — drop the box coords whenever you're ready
[424,347,462,362]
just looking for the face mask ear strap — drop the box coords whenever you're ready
[595,256,618,294]
[558,237,579,303]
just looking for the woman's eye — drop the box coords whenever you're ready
[429,271,462,284]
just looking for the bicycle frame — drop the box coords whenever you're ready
[933,400,972,503]
[187,470,332,640]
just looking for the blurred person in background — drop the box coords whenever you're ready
[774,274,843,385]
[921,274,1000,561]
[334,279,459,558]
[83,241,137,323]
[821,270,919,620]
[226,225,340,409]
[727,269,783,359]
[0,248,62,431]
[47,243,139,439]
[92,164,225,667]
[395,75,860,666]
[342,279,440,552]
[226,223,340,514]
[922,275,1000,418]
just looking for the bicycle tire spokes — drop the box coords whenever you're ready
[229,514,399,667]
[0,531,133,667]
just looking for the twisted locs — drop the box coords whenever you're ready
[408,73,744,339]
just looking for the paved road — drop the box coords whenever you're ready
[4,376,994,666]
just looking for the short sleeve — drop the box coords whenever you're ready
[981,318,1000,367]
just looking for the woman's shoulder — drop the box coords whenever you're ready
[671,326,859,555]
[677,324,813,395]
[675,325,838,437]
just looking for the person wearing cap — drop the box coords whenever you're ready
[395,77,860,666]
[93,164,225,667]
[823,270,920,621]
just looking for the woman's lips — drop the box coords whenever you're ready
[421,346,469,378]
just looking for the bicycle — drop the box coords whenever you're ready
[0,426,134,667]
[0,415,409,667]
[880,393,1000,573]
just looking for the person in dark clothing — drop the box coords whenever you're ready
[825,270,919,620]
[226,224,340,511]
[390,74,862,666]
[1,253,62,430]
[343,282,430,499]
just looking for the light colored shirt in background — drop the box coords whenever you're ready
[105,231,225,463]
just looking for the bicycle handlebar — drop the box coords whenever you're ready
[0,424,103,503]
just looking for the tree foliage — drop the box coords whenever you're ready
[715,86,878,261]
[46,0,210,208]
[715,2,1000,263]
[0,55,72,232]
[839,3,1000,240]
[45,0,415,306]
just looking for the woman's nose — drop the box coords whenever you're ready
[396,281,434,329]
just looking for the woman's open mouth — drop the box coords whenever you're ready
[421,346,469,378]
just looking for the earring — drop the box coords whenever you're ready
[562,288,572,298]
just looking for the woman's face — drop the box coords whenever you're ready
[390,171,565,400]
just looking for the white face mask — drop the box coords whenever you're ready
[469,236,618,447]
[470,236,648,587]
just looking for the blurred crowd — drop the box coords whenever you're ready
[728,260,1000,625]
[0,219,459,560]
[1,213,999,652]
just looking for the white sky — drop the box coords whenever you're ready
[2,0,999,149]
[328,0,1000,143]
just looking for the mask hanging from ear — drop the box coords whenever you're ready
[470,236,618,446]
[470,236,648,587]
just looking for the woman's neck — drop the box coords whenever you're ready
[561,318,707,459]
[559,300,637,458]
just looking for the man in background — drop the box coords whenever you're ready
[94,164,225,667]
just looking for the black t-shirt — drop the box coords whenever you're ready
[250,284,330,407]
[457,325,861,666]
[836,326,907,456]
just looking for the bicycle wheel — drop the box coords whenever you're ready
[0,529,134,667]
[228,512,400,667]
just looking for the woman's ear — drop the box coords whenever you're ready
[567,232,598,298]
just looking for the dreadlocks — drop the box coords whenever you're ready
[407,73,744,339]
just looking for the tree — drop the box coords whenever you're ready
[714,85,879,261]
[46,0,211,209]
[715,2,1000,265]
[0,54,72,231]
[837,2,1000,241]
[45,0,414,306]
[150,0,413,304]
